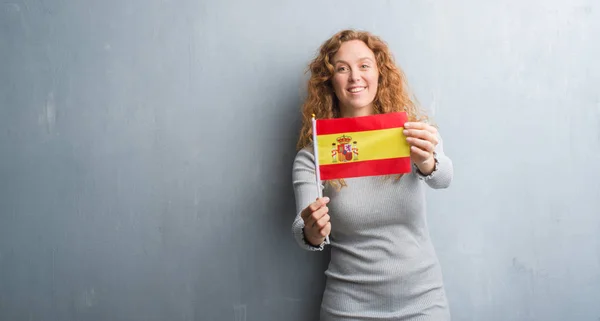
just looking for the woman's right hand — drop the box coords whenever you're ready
[301,197,331,246]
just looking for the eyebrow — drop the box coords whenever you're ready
[334,57,375,64]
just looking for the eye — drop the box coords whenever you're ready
[361,64,370,68]
[336,66,349,72]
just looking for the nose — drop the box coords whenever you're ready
[349,70,361,82]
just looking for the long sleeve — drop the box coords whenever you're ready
[413,131,453,189]
[291,147,329,251]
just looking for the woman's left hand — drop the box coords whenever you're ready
[403,122,438,175]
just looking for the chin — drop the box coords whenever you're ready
[339,99,376,116]
[351,102,374,111]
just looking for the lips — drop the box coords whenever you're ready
[347,86,366,93]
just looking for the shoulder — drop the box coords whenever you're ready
[293,146,315,168]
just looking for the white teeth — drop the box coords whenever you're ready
[349,87,365,93]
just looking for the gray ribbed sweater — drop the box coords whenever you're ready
[291,133,453,321]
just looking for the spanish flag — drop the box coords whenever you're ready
[312,112,411,180]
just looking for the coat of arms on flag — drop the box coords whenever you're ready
[331,135,358,163]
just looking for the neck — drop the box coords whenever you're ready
[340,104,374,118]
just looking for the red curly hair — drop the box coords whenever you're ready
[296,29,427,151]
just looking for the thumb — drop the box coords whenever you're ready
[317,196,330,206]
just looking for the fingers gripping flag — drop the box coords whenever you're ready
[312,112,411,181]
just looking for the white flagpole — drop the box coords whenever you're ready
[311,114,330,244]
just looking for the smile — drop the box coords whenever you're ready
[348,87,366,93]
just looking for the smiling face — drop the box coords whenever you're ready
[331,40,379,118]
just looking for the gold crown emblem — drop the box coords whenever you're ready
[336,135,353,144]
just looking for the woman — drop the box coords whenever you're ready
[291,29,454,320]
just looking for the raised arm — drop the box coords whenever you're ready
[412,131,453,189]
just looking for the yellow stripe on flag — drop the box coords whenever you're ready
[317,127,410,166]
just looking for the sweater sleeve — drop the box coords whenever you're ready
[413,131,454,189]
[291,147,329,251]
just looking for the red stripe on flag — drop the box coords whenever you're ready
[316,112,408,135]
[319,157,411,180]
